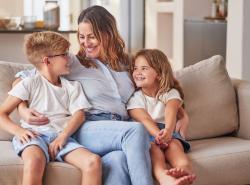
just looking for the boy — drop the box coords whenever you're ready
[0,31,101,185]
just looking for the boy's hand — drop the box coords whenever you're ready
[49,133,68,160]
[16,128,39,144]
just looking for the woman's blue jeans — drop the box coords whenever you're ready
[73,113,154,185]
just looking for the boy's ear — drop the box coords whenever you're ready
[41,56,50,65]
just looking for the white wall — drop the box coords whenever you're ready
[242,0,250,80]
[226,0,250,80]
[183,0,212,19]
[0,0,23,17]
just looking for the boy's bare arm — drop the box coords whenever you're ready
[0,95,38,142]
[0,95,24,135]
[61,110,85,138]
[128,108,160,137]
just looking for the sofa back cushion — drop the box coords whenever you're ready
[0,56,239,141]
[175,55,238,140]
[0,61,32,141]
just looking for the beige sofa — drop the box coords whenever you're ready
[0,55,250,185]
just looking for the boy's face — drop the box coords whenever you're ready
[133,56,159,89]
[47,51,70,75]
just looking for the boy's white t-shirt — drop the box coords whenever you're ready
[127,89,182,123]
[8,74,92,133]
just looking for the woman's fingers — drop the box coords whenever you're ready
[28,116,49,125]
[27,109,49,125]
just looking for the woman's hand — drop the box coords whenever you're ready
[18,102,49,125]
[175,107,189,139]
[49,133,68,160]
[15,128,39,144]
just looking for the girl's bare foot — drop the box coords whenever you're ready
[165,167,189,178]
[159,173,196,185]
[175,175,192,185]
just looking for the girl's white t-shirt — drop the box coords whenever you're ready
[127,89,182,123]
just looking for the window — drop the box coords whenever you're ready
[23,0,71,30]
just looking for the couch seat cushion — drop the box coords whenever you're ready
[189,137,250,185]
[0,141,81,185]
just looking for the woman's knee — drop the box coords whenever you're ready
[108,151,126,165]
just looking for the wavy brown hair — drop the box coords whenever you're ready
[77,5,129,71]
[133,49,184,100]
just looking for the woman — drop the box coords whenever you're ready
[15,5,154,185]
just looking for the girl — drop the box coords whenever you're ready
[127,49,196,185]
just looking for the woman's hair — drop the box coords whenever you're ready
[77,5,128,71]
[133,49,184,100]
[24,31,70,68]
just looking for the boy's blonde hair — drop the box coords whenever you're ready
[24,31,70,68]
[133,49,184,100]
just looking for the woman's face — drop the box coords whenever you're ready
[78,22,102,59]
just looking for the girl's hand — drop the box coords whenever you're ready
[16,128,39,144]
[155,129,172,147]
[19,105,49,125]
[49,133,68,160]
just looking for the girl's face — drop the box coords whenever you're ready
[78,22,102,59]
[133,56,159,89]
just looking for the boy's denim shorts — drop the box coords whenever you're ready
[12,130,84,163]
[149,123,191,153]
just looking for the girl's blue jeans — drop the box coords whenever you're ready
[73,113,154,185]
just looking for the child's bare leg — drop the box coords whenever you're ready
[165,139,196,183]
[151,143,192,185]
[21,145,46,185]
[63,148,102,185]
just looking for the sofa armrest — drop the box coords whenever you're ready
[232,79,250,139]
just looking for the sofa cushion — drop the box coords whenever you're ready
[189,137,250,185]
[0,61,32,141]
[175,55,238,140]
[0,141,81,185]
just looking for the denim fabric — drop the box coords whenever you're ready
[74,113,154,185]
[102,151,131,185]
[12,131,84,162]
[149,123,191,152]
[85,112,128,121]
